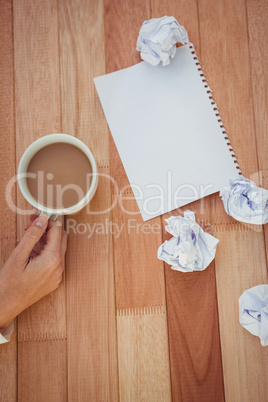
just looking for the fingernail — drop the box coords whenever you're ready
[35,215,48,227]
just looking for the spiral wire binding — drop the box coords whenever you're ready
[188,44,242,176]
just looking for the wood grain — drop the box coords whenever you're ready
[161,211,225,400]
[104,0,149,71]
[13,0,67,400]
[214,229,268,401]
[18,339,66,401]
[245,0,268,173]
[104,2,171,399]
[199,1,268,401]
[0,0,16,239]
[59,0,118,399]
[0,0,17,400]
[1,0,267,400]
[151,1,225,400]
[198,0,260,225]
[161,216,225,397]
[0,319,17,402]
[164,263,225,401]
[111,196,166,309]
[199,0,258,178]
[104,0,166,309]
[117,307,171,402]
[246,0,268,261]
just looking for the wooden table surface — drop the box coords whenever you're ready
[1,0,268,401]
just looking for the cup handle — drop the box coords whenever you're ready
[39,211,58,221]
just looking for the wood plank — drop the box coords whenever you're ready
[246,0,268,173]
[199,0,258,178]
[18,339,66,401]
[0,0,17,400]
[161,210,224,400]
[5,1,266,401]
[199,1,268,401]
[58,1,118,399]
[110,196,166,309]
[0,0,16,239]
[117,307,171,402]
[104,0,150,71]
[199,0,260,225]
[104,2,171,399]
[0,243,17,402]
[214,227,268,401]
[246,0,268,259]
[151,1,225,400]
[104,0,166,309]
[13,0,67,400]
[164,262,225,401]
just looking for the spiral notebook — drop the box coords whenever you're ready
[94,44,241,221]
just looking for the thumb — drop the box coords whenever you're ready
[15,215,49,263]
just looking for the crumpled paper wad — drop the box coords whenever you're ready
[136,16,189,66]
[220,176,268,224]
[157,210,219,272]
[239,285,268,346]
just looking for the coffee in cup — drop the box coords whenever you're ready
[18,134,98,216]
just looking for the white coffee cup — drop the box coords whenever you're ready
[18,134,98,217]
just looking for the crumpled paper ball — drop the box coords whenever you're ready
[136,16,189,66]
[239,285,268,346]
[157,210,219,272]
[220,177,268,224]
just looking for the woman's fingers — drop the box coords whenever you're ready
[44,220,63,255]
[22,216,67,267]
[29,249,39,259]
[31,238,46,256]
[15,215,49,264]
[24,215,41,231]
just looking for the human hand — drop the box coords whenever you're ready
[0,215,67,328]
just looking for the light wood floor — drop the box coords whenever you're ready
[0,0,268,401]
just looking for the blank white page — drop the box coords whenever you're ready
[94,44,240,221]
